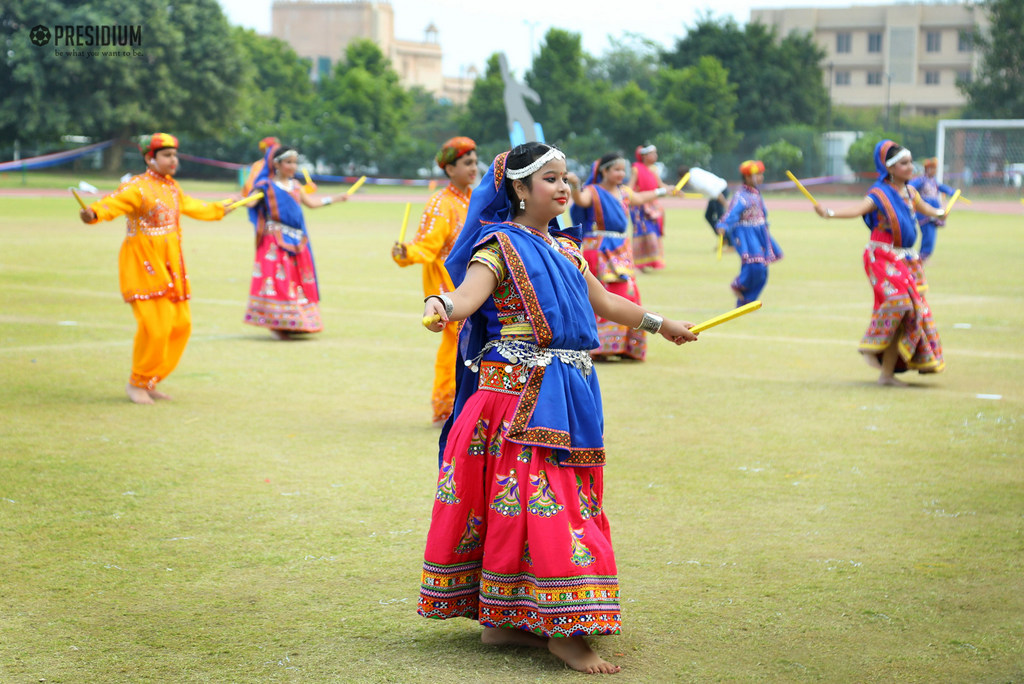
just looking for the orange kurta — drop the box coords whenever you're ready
[88,169,225,389]
[393,184,470,423]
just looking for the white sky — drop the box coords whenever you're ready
[218,0,907,77]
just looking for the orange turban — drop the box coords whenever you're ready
[740,160,765,177]
[140,132,178,158]
[436,136,476,170]
[259,136,281,153]
[923,157,938,169]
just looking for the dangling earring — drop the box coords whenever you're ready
[519,198,526,210]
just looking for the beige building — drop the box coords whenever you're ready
[270,0,475,104]
[751,2,989,118]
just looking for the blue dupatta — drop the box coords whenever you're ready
[442,152,605,467]
[863,140,919,248]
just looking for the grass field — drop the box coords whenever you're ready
[1,179,1022,682]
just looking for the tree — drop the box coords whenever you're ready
[663,16,828,133]
[0,0,246,171]
[960,0,1024,118]
[525,28,599,145]
[315,39,411,171]
[586,33,662,92]
[656,57,740,152]
[459,53,508,148]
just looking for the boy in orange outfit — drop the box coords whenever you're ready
[79,133,233,404]
[391,136,477,425]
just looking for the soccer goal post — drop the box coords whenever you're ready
[936,119,1024,192]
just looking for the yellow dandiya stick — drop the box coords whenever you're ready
[957,195,971,205]
[690,300,762,334]
[301,168,315,193]
[346,175,367,195]
[422,313,442,327]
[398,202,412,243]
[674,171,691,193]
[70,188,88,210]
[716,231,724,261]
[785,170,819,206]
[943,188,961,216]
[683,192,705,199]
[223,192,264,211]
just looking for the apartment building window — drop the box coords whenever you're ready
[958,32,973,52]
[957,70,973,84]
[836,32,852,53]
[867,71,884,86]
[926,31,941,52]
[925,70,940,85]
[835,70,851,86]
[868,32,883,53]
[317,56,332,79]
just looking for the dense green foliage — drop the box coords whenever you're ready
[960,0,1024,118]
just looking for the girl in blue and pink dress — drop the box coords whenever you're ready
[567,153,669,360]
[814,140,945,385]
[417,143,698,674]
[909,157,958,265]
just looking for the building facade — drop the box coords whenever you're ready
[751,2,988,118]
[271,0,475,104]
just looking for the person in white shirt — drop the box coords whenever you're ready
[679,165,731,247]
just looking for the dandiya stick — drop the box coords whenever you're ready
[422,313,442,327]
[398,202,412,242]
[943,188,962,216]
[346,175,367,195]
[302,168,315,193]
[223,192,264,211]
[785,170,819,206]
[70,188,88,210]
[674,171,691,193]
[716,231,724,261]
[690,300,762,334]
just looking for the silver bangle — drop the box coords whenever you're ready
[322,196,333,206]
[656,187,667,197]
[826,208,834,218]
[634,312,663,334]
[425,293,454,317]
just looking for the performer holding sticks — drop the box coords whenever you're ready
[909,157,958,265]
[417,142,697,674]
[628,143,668,271]
[78,133,233,404]
[392,136,477,426]
[679,164,731,248]
[243,144,348,339]
[568,153,667,361]
[812,140,945,385]
[716,160,783,306]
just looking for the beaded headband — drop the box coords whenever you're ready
[885,148,911,167]
[506,147,566,180]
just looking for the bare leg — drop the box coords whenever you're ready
[547,636,620,674]
[126,384,155,404]
[147,388,172,400]
[271,329,292,340]
[480,626,548,649]
[878,341,906,386]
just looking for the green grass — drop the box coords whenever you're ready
[1,189,1022,682]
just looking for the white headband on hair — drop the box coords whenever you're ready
[639,144,656,154]
[885,148,911,167]
[506,147,566,180]
[274,149,299,162]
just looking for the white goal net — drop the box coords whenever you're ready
[936,119,1024,194]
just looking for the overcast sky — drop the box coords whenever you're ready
[219,0,901,76]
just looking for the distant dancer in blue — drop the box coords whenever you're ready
[716,160,783,306]
[908,157,957,264]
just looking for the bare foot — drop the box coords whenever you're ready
[271,329,292,340]
[877,374,907,387]
[481,627,548,649]
[125,384,154,405]
[147,388,172,401]
[548,636,620,674]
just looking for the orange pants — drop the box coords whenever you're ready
[128,297,192,389]
[431,322,459,423]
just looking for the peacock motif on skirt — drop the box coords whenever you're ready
[490,468,521,517]
[436,456,460,504]
[453,508,483,554]
[528,470,563,517]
